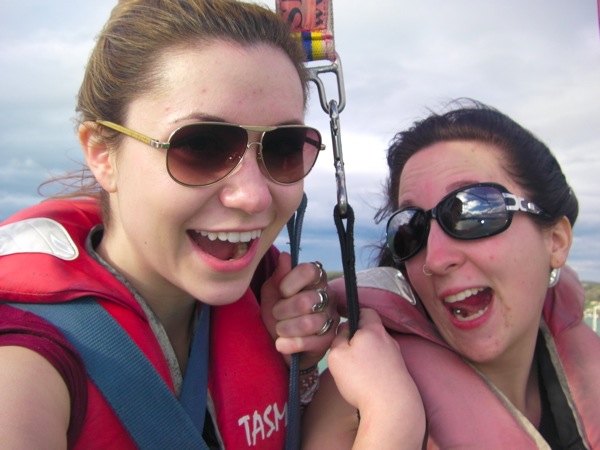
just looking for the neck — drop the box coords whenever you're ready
[153,298,198,373]
[474,344,541,426]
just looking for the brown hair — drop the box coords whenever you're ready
[376,99,578,269]
[44,0,309,216]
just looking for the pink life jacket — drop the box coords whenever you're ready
[0,199,289,449]
[333,266,600,449]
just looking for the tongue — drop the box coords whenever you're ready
[190,232,238,260]
[448,290,492,318]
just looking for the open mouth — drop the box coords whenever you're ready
[443,287,492,321]
[188,229,261,261]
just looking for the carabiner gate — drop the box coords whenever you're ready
[307,55,348,217]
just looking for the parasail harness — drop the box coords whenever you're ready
[276,1,361,448]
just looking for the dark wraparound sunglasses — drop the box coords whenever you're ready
[97,120,325,187]
[386,182,547,262]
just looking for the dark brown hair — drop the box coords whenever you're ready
[43,0,309,219]
[376,99,578,268]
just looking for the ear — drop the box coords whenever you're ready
[547,216,572,269]
[78,122,118,193]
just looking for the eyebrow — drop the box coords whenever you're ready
[171,113,304,127]
[397,179,482,209]
[169,113,226,125]
[446,179,480,192]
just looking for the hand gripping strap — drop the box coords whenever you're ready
[10,299,210,450]
[276,0,336,61]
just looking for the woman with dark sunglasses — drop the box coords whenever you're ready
[0,1,347,448]
[304,100,600,449]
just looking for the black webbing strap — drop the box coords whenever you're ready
[334,204,359,335]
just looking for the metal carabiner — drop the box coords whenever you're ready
[307,56,346,114]
[328,100,348,217]
[307,54,348,217]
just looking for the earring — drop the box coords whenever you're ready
[423,265,433,277]
[548,268,561,287]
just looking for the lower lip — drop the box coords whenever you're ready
[191,236,260,273]
[445,300,493,331]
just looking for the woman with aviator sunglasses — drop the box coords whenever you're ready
[0,1,347,448]
[304,100,600,449]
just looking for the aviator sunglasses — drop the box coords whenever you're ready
[386,182,547,262]
[97,120,325,186]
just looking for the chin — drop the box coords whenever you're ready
[201,276,256,306]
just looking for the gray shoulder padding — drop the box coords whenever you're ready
[0,218,79,261]
[356,267,417,305]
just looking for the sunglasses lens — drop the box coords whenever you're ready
[166,124,247,186]
[387,209,429,261]
[261,127,321,184]
[438,185,509,239]
[165,124,321,186]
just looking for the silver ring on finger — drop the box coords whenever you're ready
[311,288,329,313]
[316,313,334,336]
[309,261,324,287]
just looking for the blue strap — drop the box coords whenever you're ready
[180,304,210,437]
[284,192,308,450]
[10,299,210,450]
[286,192,307,267]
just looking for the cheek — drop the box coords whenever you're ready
[274,182,304,218]
[405,259,431,300]
[117,142,168,183]
[405,260,421,283]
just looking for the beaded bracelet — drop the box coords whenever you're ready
[299,365,320,407]
[299,364,318,376]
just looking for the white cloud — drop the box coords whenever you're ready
[1,0,599,280]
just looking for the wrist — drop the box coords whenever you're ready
[299,364,318,376]
[299,364,320,407]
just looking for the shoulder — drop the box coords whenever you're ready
[0,303,88,444]
[0,345,71,448]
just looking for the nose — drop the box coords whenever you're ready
[219,143,273,214]
[422,220,465,275]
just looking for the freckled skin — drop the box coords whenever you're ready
[96,42,306,310]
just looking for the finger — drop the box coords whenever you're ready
[275,310,338,338]
[307,261,324,287]
[311,288,329,313]
[315,312,334,336]
[357,308,384,328]
[278,261,327,298]
[259,252,292,312]
[271,288,324,320]
[272,284,335,320]
[345,308,386,342]
[275,331,336,355]
[333,321,350,343]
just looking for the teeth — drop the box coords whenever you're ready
[452,306,488,321]
[444,287,485,304]
[199,229,261,243]
[231,242,249,259]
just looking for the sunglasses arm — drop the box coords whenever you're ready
[502,192,544,215]
[96,120,170,150]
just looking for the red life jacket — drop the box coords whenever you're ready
[333,266,600,449]
[0,199,289,449]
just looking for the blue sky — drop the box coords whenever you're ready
[1,1,599,280]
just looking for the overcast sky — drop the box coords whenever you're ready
[1,1,599,281]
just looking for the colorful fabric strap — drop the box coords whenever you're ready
[276,0,336,61]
